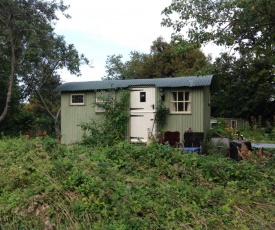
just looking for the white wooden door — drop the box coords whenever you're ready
[130,87,156,142]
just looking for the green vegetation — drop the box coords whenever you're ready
[1,0,274,140]
[162,0,275,120]
[1,2,275,226]
[103,36,211,80]
[239,116,275,143]
[155,100,170,132]
[80,90,130,147]
[207,117,275,143]
[0,136,274,229]
[0,0,89,137]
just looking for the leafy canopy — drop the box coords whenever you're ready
[0,0,90,136]
[103,36,211,80]
[162,0,275,119]
[162,0,275,53]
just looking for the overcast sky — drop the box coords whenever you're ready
[54,0,220,83]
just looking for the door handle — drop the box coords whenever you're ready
[152,104,154,109]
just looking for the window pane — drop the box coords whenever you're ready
[171,102,177,111]
[172,92,177,101]
[185,102,191,111]
[96,92,103,102]
[170,91,191,113]
[96,104,105,112]
[97,91,115,102]
[178,102,184,111]
[185,92,190,101]
[72,95,84,103]
[178,92,184,101]
[96,91,115,112]
[107,92,115,101]
[96,97,103,102]
[140,92,146,102]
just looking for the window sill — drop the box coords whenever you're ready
[170,112,192,115]
[70,104,85,106]
[95,110,105,113]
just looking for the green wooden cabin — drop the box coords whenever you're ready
[55,75,213,144]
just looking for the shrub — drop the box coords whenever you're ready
[80,90,129,147]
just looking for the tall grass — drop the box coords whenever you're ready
[0,137,274,229]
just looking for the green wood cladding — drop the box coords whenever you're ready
[60,87,211,144]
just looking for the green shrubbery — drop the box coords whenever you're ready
[209,116,275,143]
[0,136,274,229]
[239,116,275,142]
[80,90,129,147]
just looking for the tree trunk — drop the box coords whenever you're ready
[34,87,61,138]
[0,29,15,123]
[54,109,61,139]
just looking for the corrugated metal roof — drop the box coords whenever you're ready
[54,75,213,92]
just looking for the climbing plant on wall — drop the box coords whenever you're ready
[155,100,170,132]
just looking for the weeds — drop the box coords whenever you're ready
[0,137,274,229]
[239,116,275,142]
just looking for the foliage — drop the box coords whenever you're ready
[207,116,275,142]
[162,0,275,120]
[155,100,170,132]
[103,36,212,80]
[207,118,234,139]
[162,0,275,52]
[103,54,127,80]
[205,117,275,158]
[0,103,53,138]
[80,90,130,146]
[0,137,274,229]
[0,0,89,136]
[239,116,275,143]
[211,53,275,119]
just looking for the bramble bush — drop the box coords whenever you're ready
[0,136,274,229]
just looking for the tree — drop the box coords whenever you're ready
[162,0,275,52]
[104,36,211,80]
[211,53,275,119]
[149,36,211,77]
[162,0,275,120]
[0,0,89,136]
[18,32,89,137]
[104,54,127,80]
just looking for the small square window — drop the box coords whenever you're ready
[170,91,191,113]
[70,94,84,105]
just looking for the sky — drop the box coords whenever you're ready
[54,0,221,83]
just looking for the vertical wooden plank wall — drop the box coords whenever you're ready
[162,87,211,143]
[61,92,98,144]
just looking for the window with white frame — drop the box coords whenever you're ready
[70,94,85,105]
[96,91,115,112]
[170,91,191,113]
